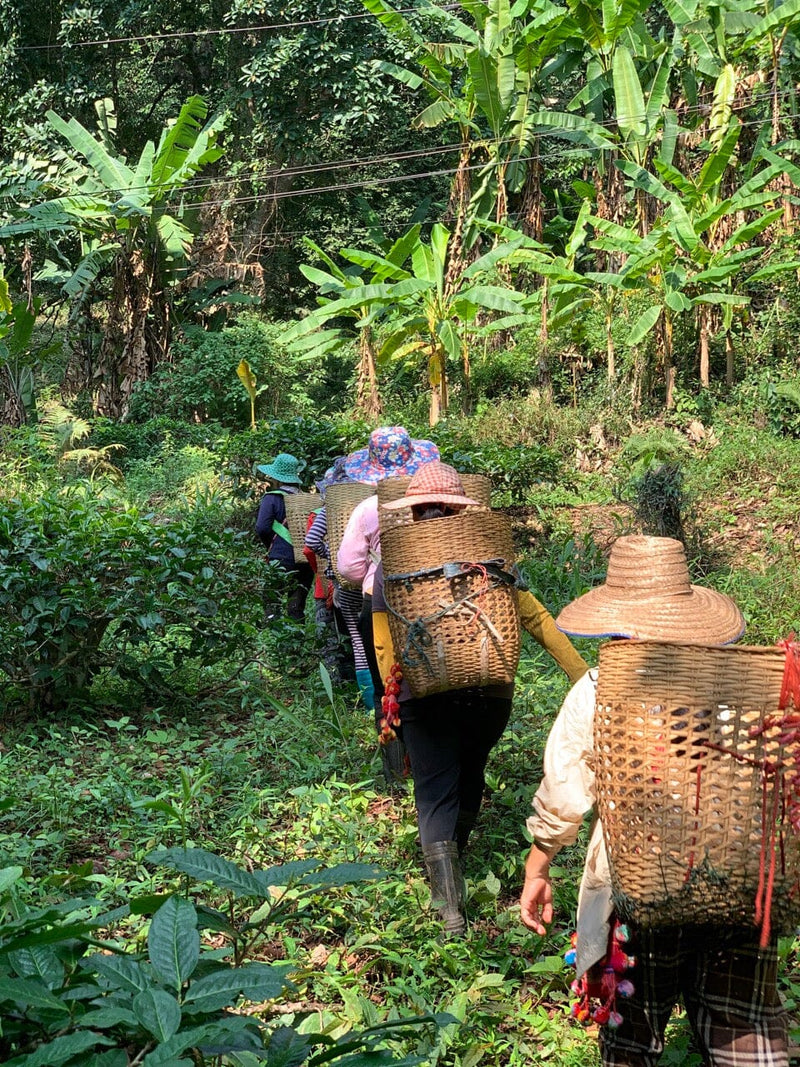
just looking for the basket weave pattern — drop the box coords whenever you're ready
[377,473,492,534]
[595,640,800,930]
[325,482,375,591]
[381,511,520,697]
[284,492,318,563]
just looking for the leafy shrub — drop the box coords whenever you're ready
[126,314,320,425]
[0,852,447,1064]
[219,416,368,500]
[89,416,220,467]
[433,423,565,506]
[613,431,693,542]
[0,488,263,712]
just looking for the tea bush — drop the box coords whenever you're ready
[0,488,263,712]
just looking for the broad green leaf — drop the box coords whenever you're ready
[148,896,199,990]
[155,214,193,261]
[708,65,737,149]
[46,110,134,191]
[743,0,800,46]
[184,961,294,1013]
[721,209,782,250]
[0,866,22,893]
[612,45,646,138]
[0,974,70,1012]
[747,259,800,283]
[148,848,268,898]
[692,292,748,305]
[5,1030,111,1066]
[436,320,462,363]
[8,944,62,987]
[86,952,152,993]
[529,110,615,149]
[454,285,526,315]
[78,1005,140,1029]
[628,304,662,345]
[134,988,182,1042]
[665,290,692,313]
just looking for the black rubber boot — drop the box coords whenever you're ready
[455,810,479,856]
[422,840,467,937]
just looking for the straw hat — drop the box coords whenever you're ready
[555,535,745,644]
[344,426,439,485]
[256,452,305,485]
[382,461,481,511]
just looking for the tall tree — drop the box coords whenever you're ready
[0,96,225,415]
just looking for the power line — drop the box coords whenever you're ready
[16,3,460,52]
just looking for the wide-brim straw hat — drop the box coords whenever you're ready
[556,534,745,644]
[382,460,481,511]
[344,425,440,485]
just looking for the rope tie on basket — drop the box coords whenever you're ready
[384,559,516,676]
[701,635,800,948]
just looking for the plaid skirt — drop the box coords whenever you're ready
[599,925,789,1067]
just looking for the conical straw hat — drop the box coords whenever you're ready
[556,535,745,644]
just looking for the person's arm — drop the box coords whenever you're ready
[520,842,557,935]
[517,589,589,683]
[255,494,276,549]
[372,610,396,684]
[519,671,598,932]
[304,509,328,558]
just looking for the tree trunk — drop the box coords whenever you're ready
[606,300,616,384]
[428,345,448,427]
[663,313,675,410]
[725,328,735,387]
[538,282,551,396]
[518,139,543,242]
[698,304,710,388]
[355,325,382,420]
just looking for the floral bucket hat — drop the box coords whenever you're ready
[256,452,306,485]
[315,456,350,498]
[344,426,439,485]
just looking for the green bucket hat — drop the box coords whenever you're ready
[256,452,306,485]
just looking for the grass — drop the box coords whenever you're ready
[1,401,800,1062]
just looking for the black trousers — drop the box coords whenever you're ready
[399,689,512,846]
[263,560,314,621]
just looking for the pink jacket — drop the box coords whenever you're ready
[336,496,381,595]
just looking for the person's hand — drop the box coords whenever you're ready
[520,874,553,935]
[519,844,554,936]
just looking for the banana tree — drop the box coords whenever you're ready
[0,96,225,416]
[283,227,425,418]
[286,224,528,424]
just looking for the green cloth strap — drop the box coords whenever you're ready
[272,519,292,543]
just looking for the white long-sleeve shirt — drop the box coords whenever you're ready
[527,669,614,976]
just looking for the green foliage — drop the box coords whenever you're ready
[0,855,448,1064]
[0,489,262,712]
[219,417,369,499]
[613,431,694,541]
[127,316,329,425]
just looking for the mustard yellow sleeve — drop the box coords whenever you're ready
[517,589,589,684]
[372,610,397,685]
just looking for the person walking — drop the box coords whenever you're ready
[337,425,440,714]
[519,534,789,1067]
[371,462,589,936]
[255,452,313,622]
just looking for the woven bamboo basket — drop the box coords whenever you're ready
[595,639,800,930]
[377,473,493,534]
[283,492,319,563]
[381,510,520,697]
[325,481,375,591]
